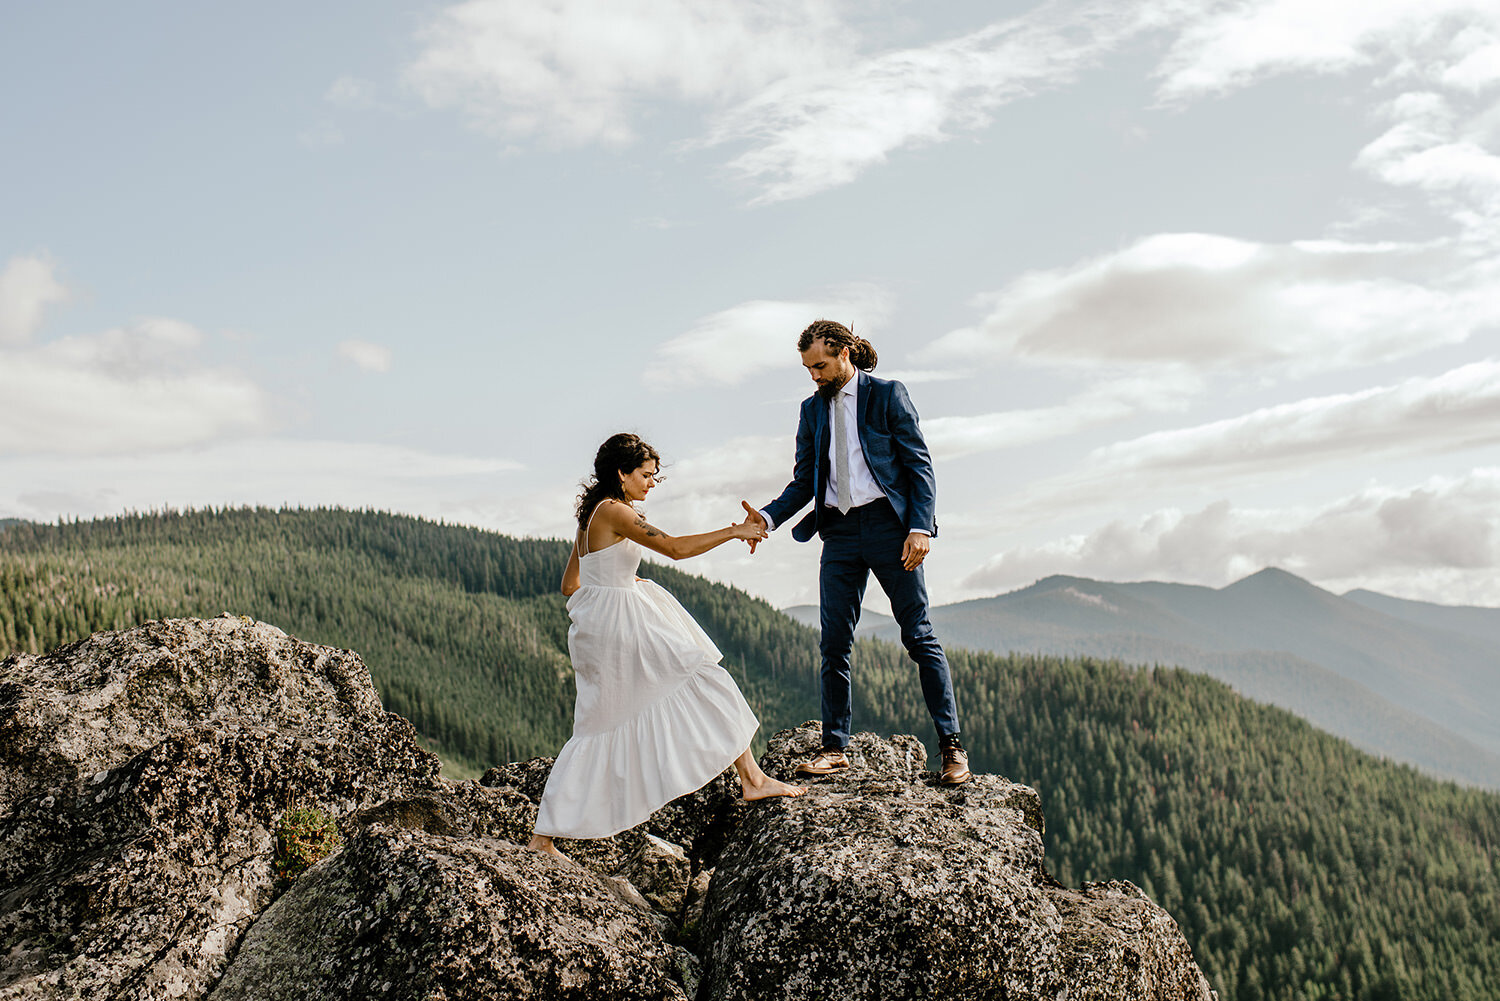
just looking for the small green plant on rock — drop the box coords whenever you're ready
[273,805,341,888]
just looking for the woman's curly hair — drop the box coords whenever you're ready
[575,433,663,529]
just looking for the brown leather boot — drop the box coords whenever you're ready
[795,748,851,775]
[939,735,972,785]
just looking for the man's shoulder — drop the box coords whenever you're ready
[859,371,908,401]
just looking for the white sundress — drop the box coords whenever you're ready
[533,516,760,839]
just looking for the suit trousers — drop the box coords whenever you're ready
[817,498,961,749]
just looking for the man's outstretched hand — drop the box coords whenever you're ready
[740,501,767,554]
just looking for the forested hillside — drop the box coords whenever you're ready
[1,508,1496,1001]
[0,507,818,771]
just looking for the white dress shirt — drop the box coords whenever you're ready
[825,379,884,510]
[762,378,930,535]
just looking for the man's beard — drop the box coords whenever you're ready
[817,372,851,401]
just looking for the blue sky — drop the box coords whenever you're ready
[3,1,1499,610]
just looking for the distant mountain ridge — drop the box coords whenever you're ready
[788,568,1500,789]
[1345,587,1500,647]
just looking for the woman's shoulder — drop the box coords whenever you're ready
[594,498,635,520]
[584,496,629,522]
[586,499,636,544]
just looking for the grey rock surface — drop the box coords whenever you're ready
[480,756,740,873]
[209,824,689,1001]
[0,620,1217,1001]
[698,721,1215,1001]
[619,833,692,918]
[1053,880,1217,1000]
[0,615,443,1000]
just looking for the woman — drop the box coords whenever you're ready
[528,433,803,861]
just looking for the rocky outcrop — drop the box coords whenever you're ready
[208,826,691,1001]
[0,618,1216,1000]
[699,724,1215,1001]
[0,615,443,999]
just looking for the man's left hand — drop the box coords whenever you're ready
[901,532,930,571]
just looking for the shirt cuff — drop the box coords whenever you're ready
[760,509,778,532]
[909,528,932,537]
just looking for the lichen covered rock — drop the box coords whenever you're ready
[479,756,740,874]
[1053,880,1216,1000]
[619,833,692,918]
[208,825,690,1001]
[697,722,1214,1001]
[0,621,1217,1001]
[0,615,443,999]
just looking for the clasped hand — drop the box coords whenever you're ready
[737,500,768,554]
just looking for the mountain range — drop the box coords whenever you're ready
[787,567,1500,789]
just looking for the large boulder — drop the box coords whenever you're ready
[697,722,1215,1001]
[0,616,444,1000]
[208,824,691,1001]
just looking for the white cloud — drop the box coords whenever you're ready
[1356,89,1500,231]
[0,262,270,456]
[706,0,1500,204]
[1152,1,1500,245]
[337,339,393,373]
[0,254,67,345]
[920,233,1493,375]
[646,285,891,387]
[402,0,1151,201]
[0,317,271,456]
[961,469,1500,605]
[1152,0,1498,102]
[1443,29,1500,92]
[703,2,1146,203]
[1090,358,1500,478]
[404,0,848,147]
[401,0,1498,208]
[924,370,1201,461]
[0,439,523,526]
[972,358,1500,533]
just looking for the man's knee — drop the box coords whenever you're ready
[901,626,947,664]
[820,634,856,661]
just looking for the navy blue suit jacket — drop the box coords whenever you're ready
[764,370,938,543]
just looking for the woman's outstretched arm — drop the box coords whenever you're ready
[598,500,764,561]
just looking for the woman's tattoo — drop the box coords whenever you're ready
[634,514,660,537]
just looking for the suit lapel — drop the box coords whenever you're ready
[814,394,829,498]
[856,370,872,447]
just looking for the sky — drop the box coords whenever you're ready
[3,0,1499,611]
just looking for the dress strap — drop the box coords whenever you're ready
[580,499,613,556]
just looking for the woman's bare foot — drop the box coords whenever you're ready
[740,774,806,801]
[731,747,806,801]
[526,835,576,865]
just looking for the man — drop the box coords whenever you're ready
[744,320,970,785]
